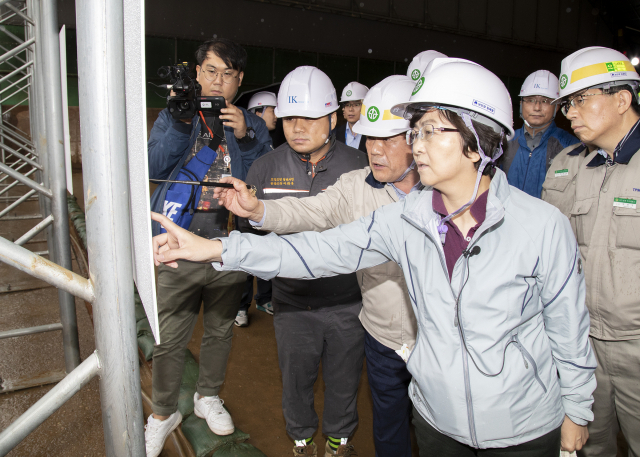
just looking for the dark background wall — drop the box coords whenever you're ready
[0,0,619,135]
[54,0,615,114]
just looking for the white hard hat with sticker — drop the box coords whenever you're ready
[275,66,338,119]
[340,82,369,102]
[554,46,640,103]
[393,57,514,138]
[248,91,277,111]
[520,70,559,99]
[353,75,414,137]
[406,50,448,84]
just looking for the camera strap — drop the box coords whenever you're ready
[198,111,224,152]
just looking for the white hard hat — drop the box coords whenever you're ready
[353,75,414,137]
[248,91,277,111]
[274,66,338,119]
[406,50,448,83]
[392,57,514,138]
[555,46,640,103]
[340,82,369,102]
[519,70,559,99]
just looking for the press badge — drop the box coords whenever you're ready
[613,197,637,209]
[554,169,569,177]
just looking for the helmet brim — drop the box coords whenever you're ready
[390,101,515,138]
[274,107,338,119]
[352,121,410,138]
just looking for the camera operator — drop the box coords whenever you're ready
[145,38,272,457]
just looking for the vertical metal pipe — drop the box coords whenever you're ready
[39,0,80,371]
[75,1,146,455]
[30,0,53,261]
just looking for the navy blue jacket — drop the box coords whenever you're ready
[504,121,577,198]
[149,107,272,236]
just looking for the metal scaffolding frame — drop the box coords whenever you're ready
[0,0,79,372]
[0,0,146,455]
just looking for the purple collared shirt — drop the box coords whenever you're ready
[432,189,489,280]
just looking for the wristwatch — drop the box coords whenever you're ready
[237,127,256,144]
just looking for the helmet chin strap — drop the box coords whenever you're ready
[519,100,557,135]
[436,113,504,245]
[301,114,335,174]
[523,117,553,135]
[391,160,416,183]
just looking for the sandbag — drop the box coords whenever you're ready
[180,413,250,457]
[213,443,267,457]
[177,349,199,417]
[134,289,147,322]
[137,335,155,361]
[67,195,87,247]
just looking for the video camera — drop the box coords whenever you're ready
[157,62,226,120]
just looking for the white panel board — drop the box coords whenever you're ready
[59,25,72,195]
[123,0,160,343]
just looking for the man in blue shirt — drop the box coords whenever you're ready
[336,82,369,152]
[503,70,577,197]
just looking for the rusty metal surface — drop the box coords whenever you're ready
[0,236,94,303]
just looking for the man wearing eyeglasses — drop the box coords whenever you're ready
[145,38,273,456]
[552,46,640,457]
[336,82,369,153]
[503,70,577,197]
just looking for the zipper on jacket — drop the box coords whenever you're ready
[522,151,532,191]
[455,255,479,447]
[514,334,547,393]
[459,331,479,447]
[401,212,504,449]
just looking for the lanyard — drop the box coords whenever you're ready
[199,111,214,138]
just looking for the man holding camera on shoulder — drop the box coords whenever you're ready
[145,38,272,457]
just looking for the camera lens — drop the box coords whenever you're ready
[157,66,170,78]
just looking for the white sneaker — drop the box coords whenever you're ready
[193,393,235,435]
[234,310,249,327]
[144,411,182,457]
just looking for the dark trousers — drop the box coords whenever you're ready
[273,302,365,440]
[412,406,561,457]
[239,275,272,312]
[152,261,245,416]
[365,331,413,457]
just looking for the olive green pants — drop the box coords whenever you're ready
[152,261,246,416]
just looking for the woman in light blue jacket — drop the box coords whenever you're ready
[151,58,596,457]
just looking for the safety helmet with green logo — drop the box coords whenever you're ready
[553,46,640,104]
[340,82,369,103]
[353,75,415,137]
[392,58,513,243]
[393,58,514,138]
[406,50,448,87]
